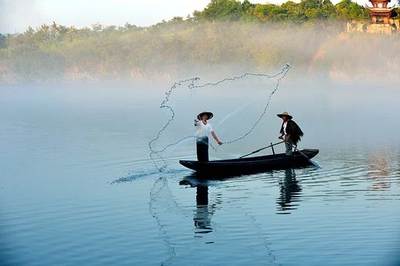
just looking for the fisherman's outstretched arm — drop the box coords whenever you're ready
[211,131,223,145]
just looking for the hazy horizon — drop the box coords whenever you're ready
[0,0,371,34]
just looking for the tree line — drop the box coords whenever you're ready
[193,0,371,22]
[0,0,399,83]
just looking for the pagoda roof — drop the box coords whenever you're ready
[368,7,394,11]
[369,0,391,3]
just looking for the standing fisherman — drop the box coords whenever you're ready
[194,112,223,162]
[277,112,303,155]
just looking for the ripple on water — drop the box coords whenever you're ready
[2,149,400,265]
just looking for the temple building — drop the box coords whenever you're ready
[368,0,394,24]
[347,0,399,34]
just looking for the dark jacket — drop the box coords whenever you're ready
[280,120,304,145]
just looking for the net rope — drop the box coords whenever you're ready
[148,63,291,172]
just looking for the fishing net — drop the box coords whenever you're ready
[148,63,291,171]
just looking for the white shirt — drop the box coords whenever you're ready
[283,121,288,136]
[195,120,213,139]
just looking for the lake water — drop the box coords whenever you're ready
[1,76,400,266]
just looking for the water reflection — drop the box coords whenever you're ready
[180,175,218,236]
[367,151,391,191]
[193,185,214,235]
[276,169,302,214]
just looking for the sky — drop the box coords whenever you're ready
[0,0,370,34]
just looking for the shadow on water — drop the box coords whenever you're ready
[193,186,214,235]
[178,170,308,265]
[179,174,222,236]
[276,168,302,214]
[179,166,314,228]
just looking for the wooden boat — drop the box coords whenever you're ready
[179,149,319,176]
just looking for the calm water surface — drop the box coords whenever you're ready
[0,80,399,266]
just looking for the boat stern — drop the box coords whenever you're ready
[300,149,319,159]
[179,160,198,171]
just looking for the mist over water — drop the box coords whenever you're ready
[1,71,400,265]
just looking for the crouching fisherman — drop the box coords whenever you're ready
[195,111,223,162]
[277,112,303,155]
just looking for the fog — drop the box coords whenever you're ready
[0,21,399,85]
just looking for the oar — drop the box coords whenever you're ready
[239,141,284,158]
[294,145,320,168]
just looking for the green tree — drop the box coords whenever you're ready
[191,0,367,23]
[321,0,337,19]
[240,0,257,21]
[282,1,307,22]
[299,0,324,20]
[194,0,244,21]
[335,0,369,20]
[253,4,288,22]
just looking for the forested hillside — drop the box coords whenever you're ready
[0,0,399,83]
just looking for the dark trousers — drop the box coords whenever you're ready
[196,137,209,162]
[285,140,293,155]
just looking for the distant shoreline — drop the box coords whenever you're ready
[3,0,398,35]
[0,0,399,84]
